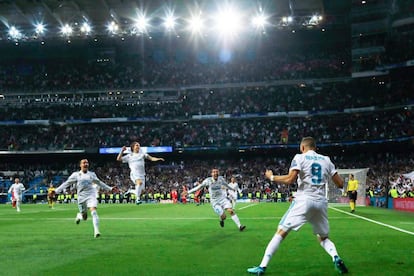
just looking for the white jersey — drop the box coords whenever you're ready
[122,151,149,177]
[8,183,25,201]
[55,170,111,202]
[227,182,241,200]
[290,149,337,201]
[189,176,234,205]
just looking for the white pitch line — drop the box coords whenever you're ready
[237,203,259,210]
[329,206,414,236]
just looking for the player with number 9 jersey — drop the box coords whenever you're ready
[290,149,337,201]
[248,137,348,275]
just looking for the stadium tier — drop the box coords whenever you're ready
[0,0,413,207]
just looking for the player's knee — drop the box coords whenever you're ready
[318,235,328,242]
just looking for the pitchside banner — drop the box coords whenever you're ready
[393,198,414,212]
[99,146,172,154]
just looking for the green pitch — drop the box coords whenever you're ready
[1,202,413,276]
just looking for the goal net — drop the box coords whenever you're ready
[327,168,369,205]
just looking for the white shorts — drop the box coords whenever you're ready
[77,195,98,213]
[13,195,23,202]
[228,192,237,201]
[211,197,233,216]
[130,173,145,186]
[279,197,329,237]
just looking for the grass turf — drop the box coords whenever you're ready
[1,202,414,276]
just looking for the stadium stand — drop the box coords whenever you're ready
[0,0,413,207]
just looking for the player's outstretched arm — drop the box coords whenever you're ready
[116,146,127,161]
[148,155,164,162]
[92,174,112,191]
[266,169,298,185]
[55,173,78,194]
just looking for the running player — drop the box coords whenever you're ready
[116,141,164,205]
[55,159,115,238]
[184,168,246,231]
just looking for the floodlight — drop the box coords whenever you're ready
[252,14,268,29]
[60,24,73,36]
[35,23,45,34]
[309,14,323,25]
[213,7,242,36]
[106,21,119,34]
[8,26,20,39]
[163,14,176,31]
[134,15,149,33]
[80,22,92,34]
[187,14,203,33]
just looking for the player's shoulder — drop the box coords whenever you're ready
[71,171,80,177]
[203,176,213,183]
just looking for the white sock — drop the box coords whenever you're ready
[135,185,141,200]
[231,214,241,227]
[320,238,339,261]
[260,234,283,268]
[91,210,99,233]
[16,202,21,212]
[136,185,141,200]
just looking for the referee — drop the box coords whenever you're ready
[347,174,359,213]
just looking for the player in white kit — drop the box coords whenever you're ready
[247,137,348,275]
[55,159,114,238]
[227,177,242,209]
[184,168,246,231]
[8,177,25,212]
[117,141,164,205]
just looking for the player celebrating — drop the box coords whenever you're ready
[184,168,246,231]
[116,141,164,205]
[8,177,25,212]
[227,177,242,209]
[247,137,348,275]
[55,159,115,238]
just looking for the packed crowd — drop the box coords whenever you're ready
[1,150,413,203]
[1,106,412,151]
[1,69,413,151]
[0,36,349,93]
[3,76,411,121]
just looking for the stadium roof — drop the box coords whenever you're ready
[0,0,349,43]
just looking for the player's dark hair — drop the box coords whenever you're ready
[301,137,316,149]
[130,141,139,148]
